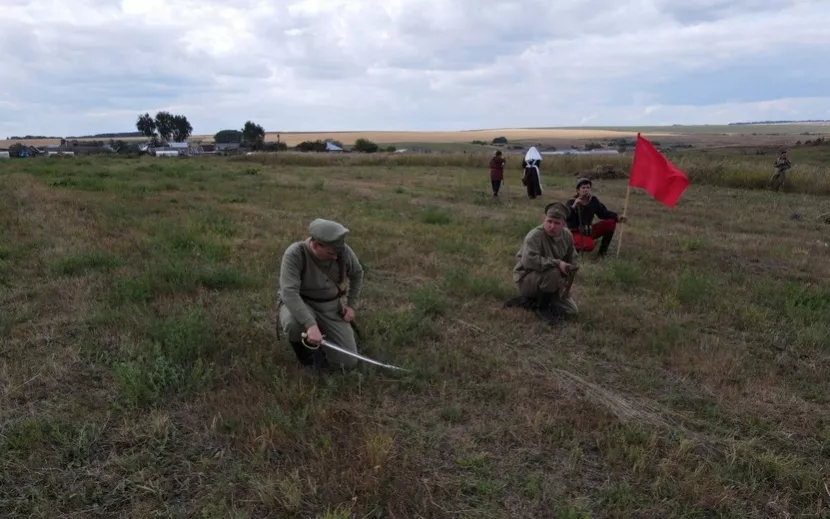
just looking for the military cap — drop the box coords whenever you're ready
[308,218,349,248]
[576,177,592,189]
[544,201,569,220]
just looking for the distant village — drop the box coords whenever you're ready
[1,113,640,160]
[0,135,630,159]
[0,134,458,159]
[0,111,636,159]
[0,137,325,158]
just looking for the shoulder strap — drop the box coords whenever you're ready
[300,241,348,295]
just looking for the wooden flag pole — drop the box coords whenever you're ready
[616,132,640,257]
[616,184,632,257]
[615,131,690,258]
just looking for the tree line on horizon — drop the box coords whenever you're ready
[728,119,830,125]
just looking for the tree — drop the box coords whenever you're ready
[262,141,287,152]
[214,130,242,144]
[296,140,327,152]
[242,121,265,149]
[135,111,192,145]
[136,113,156,139]
[171,114,193,142]
[154,111,175,142]
[8,143,25,157]
[353,138,379,153]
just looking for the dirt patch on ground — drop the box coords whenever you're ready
[727,253,813,281]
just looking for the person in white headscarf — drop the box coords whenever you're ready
[521,146,543,199]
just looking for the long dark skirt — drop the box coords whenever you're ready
[523,168,542,198]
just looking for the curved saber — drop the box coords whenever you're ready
[301,333,410,372]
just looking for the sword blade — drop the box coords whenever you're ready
[320,339,409,371]
[302,333,409,372]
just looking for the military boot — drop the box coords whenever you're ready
[290,341,314,366]
[311,348,330,370]
[535,292,563,325]
[598,233,614,257]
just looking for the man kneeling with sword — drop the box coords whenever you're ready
[276,218,407,372]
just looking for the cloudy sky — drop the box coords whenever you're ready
[1,0,829,137]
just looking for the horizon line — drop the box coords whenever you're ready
[6,121,830,140]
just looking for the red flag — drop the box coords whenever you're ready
[629,133,689,208]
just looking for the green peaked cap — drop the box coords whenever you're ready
[308,218,349,248]
[544,202,569,220]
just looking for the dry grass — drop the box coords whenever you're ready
[1,151,830,518]
[235,146,830,195]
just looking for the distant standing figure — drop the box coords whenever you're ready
[489,150,506,197]
[768,150,792,191]
[521,146,543,199]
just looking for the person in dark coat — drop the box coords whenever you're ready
[489,150,506,197]
[566,177,627,257]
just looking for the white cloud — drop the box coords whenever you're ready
[0,0,829,137]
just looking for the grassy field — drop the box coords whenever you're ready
[2,150,830,518]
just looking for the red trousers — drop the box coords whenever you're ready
[571,219,616,252]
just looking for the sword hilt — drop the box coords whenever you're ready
[300,332,322,350]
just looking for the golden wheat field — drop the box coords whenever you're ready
[256,128,668,146]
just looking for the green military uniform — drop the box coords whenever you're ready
[768,152,791,191]
[277,218,364,368]
[511,202,579,320]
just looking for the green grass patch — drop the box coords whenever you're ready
[50,250,123,277]
[114,308,218,407]
[421,206,452,225]
[443,267,515,300]
[147,227,231,262]
[110,261,257,305]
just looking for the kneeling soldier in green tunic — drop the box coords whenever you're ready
[506,201,580,323]
[277,218,364,369]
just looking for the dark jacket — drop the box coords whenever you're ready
[489,156,505,180]
[566,196,618,231]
